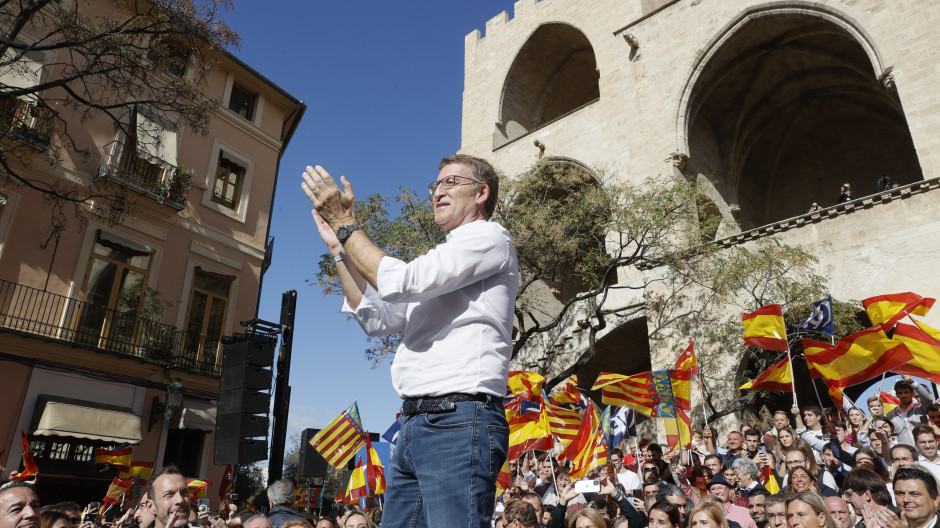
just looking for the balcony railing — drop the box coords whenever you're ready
[0,278,221,376]
[98,140,187,210]
[0,97,54,150]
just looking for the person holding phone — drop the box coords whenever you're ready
[548,476,644,528]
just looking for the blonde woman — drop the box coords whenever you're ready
[340,511,377,528]
[688,501,730,528]
[785,492,839,528]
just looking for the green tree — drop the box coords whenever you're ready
[1,0,238,229]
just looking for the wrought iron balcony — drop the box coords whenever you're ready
[0,278,221,376]
[98,140,187,210]
[0,97,54,150]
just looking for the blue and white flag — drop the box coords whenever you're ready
[382,419,401,446]
[610,407,635,449]
[520,398,542,416]
[793,295,834,335]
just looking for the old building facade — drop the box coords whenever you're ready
[0,2,303,505]
[459,0,940,424]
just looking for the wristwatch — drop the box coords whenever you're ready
[336,224,360,244]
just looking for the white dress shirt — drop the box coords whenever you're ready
[343,220,518,397]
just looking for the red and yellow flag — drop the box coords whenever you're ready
[880,392,901,414]
[219,464,233,506]
[118,461,154,486]
[309,403,367,469]
[10,431,38,481]
[548,375,583,410]
[186,479,212,499]
[507,371,546,399]
[344,457,367,504]
[670,339,697,412]
[101,478,133,509]
[494,458,512,498]
[863,293,935,330]
[507,398,553,460]
[739,358,792,392]
[742,304,789,352]
[96,447,133,470]
[365,435,385,495]
[664,410,692,451]
[759,465,780,494]
[891,322,940,384]
[545,402,582,448]
[802,326,912,387]
[593,372,663,417]
[563,401,607,479]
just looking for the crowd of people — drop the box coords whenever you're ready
[0,470,375,528]
[492,376,940,528]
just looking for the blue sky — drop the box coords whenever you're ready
[223,2,517,442]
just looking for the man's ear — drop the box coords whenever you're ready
[146,497,156,515]
[474,183,489,208]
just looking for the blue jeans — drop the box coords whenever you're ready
[382,398,509,528]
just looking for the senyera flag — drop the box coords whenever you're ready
[862,292,935,330]
[739,357,791,392]
[310,402,367,469]
[742,304,789,352]
[801,326,912,387]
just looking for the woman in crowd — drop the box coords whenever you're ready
[340,510,377,528]
[688,501,730,528]
[785,492,840,528]
[503,500,539,528]
[549,475,644,528]
[647,501,682,528]
[773,427,798,475]
[853,447,892,486]
[40,510,71,528]
[785,467,821,496]
[846,408,868,447]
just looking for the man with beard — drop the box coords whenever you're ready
[746,488,770,528]
[887,377,933,447]
[146,467,192,528]
[0,482,39,528]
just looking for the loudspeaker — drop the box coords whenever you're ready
[221,338,275,368]
[298,428,329,478]
[214,436,267,465]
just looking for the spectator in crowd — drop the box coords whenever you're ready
[0,483,40,528]
[643,479,662,501]
[705,427,745,466]
[655,484,692,526]
[793,405,826,448]
[870,416,897,457]
[783,449,838,492]
[647,501,682,528]
[705,475,757,528]
[843,468,895,522]
[785,492,839,528]
[926,403,940,434]
[823,496,854,528]
[647,444,675,484]
[785,467,825,497]
[519,491,544,525]
[688,500,731,528]
[852,448,892,486]
[146,466,192,528]
[243,515,273,528]
[807,203,822,213]
[868,396,885,419]
[52,502,81,526]
[281,520,313,528]
[39,509,69,528]
[265,480,305,528]
[837,183,857,203]
[911,425,940,482]
[704,455,723,481]
[313,518,333,528]
[135,493,155,528]
[540,505,554,527]
[503,500,539,528]
[722,465,739,491]
[846,407,868,447]
[893,466,940,528]
[611,448,642,493]
[887,377,933,446]
[762,496,786,528]
[821,444,849,493]
[773,427,799,475]
[548,476,643,528]
[731,458,761,499]
[742,430,762,460]
[338,510,375,528]
[891,444,919,472]
[770,411,791,437]
[745,488,769,528]
[534,457,557,497]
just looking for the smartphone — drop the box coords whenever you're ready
[574,479,600,494]
[198,498,209,512]
[759,446,766,454]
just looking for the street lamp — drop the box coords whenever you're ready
[148,378,185,431]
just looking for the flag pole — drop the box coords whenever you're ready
[698,370,709,428]
[809,377,826,410]
[786,344,797,406]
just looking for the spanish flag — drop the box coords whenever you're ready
[863,293,935,330]
[742,304,789,352]
[759,465,780,494]
[507,398,553,460]
[890,322,940,384]
[670,339,697,412]
[186,479,212,499]
[364,435,385,495]
[344,457,367,504]
[549,375,583,410]
[880,392,901,414]
[495,458,512,498]
[118,461,154,486]
[95,447,133,470]
[802,327,912,387]
[101,478,133,512]
[10,430,38,481]
[664,410,692,451]
[507,370,546,398]
[739,358,792,392]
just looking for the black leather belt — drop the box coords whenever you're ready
[401,393,497,415]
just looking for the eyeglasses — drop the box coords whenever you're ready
[894,456,915,463]
[428,175,480,195]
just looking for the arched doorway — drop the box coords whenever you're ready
[682,7,922,230]
[496,23,599,147]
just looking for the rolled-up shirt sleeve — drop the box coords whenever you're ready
[376,222,511,303]
[341,282,407,336]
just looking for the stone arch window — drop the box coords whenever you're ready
[495,23,599,148]
[681,7,922,230]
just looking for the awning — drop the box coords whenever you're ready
[175,397,216,432]
[31,395,143,444]
[135,110,178,166]
[0,49,44,90]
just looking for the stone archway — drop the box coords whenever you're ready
[680,5,922,230]
[495,23,599,147]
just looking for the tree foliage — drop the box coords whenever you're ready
[308,159,828,417]
[0,0,238,229]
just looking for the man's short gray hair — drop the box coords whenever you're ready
[266,479,295,507]
[655,483,685,502]
[732,457,759,479]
